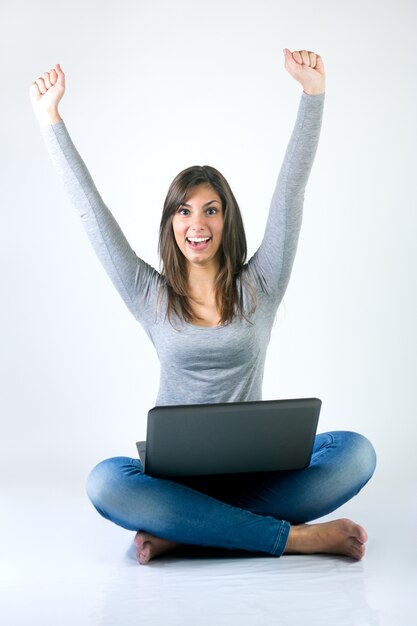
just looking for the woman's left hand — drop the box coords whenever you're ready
[283,49,325,95]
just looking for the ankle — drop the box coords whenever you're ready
[284,525,303,553]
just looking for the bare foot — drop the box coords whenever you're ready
[284,519,368,560]
[134,531,181,565]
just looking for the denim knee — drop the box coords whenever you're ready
[345,431,377,489]
[86,456,133,515]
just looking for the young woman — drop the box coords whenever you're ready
[30,49,376,565]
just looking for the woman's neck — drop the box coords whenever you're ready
[185,262,222,326]
[187,261,219,297]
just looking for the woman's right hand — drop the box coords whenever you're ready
[29,63,65,125]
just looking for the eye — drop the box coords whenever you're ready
[206,207,218,215]
[177,207,190,216]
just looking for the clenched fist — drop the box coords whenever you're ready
[283,49,325,95]
[29,63,66,125]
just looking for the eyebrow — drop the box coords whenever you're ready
[179,200,221,207]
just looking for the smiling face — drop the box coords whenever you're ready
[171,184,224,271]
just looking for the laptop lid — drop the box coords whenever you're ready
[136,398,321,478]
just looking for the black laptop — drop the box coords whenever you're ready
[136,398,321,478]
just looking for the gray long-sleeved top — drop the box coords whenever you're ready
[41,92,324,406]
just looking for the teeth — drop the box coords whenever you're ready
[187,237,210,243]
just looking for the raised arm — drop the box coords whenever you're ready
[248,49,325,299]
[29,65,160,323]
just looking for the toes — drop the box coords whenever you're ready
[349,523,368,544]
[134,531,151,548]
[349,538,366,560]
[340,519,368,544]
[352,544,366,560]
[137,551,149,565]
[136,541,151,565]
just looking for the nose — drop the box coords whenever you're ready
[190,213,206,232]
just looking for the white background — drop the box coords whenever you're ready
[1,0,416,496]
[1,2,417,624]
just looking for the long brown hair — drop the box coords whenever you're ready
[158,165,250,325]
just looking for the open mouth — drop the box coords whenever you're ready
[186,237,211,249]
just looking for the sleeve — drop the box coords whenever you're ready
[40,121,161,323]
[247,91,325,300]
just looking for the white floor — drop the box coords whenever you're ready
[1,478,416,626]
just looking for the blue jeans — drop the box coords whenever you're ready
[86,431,376,557]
